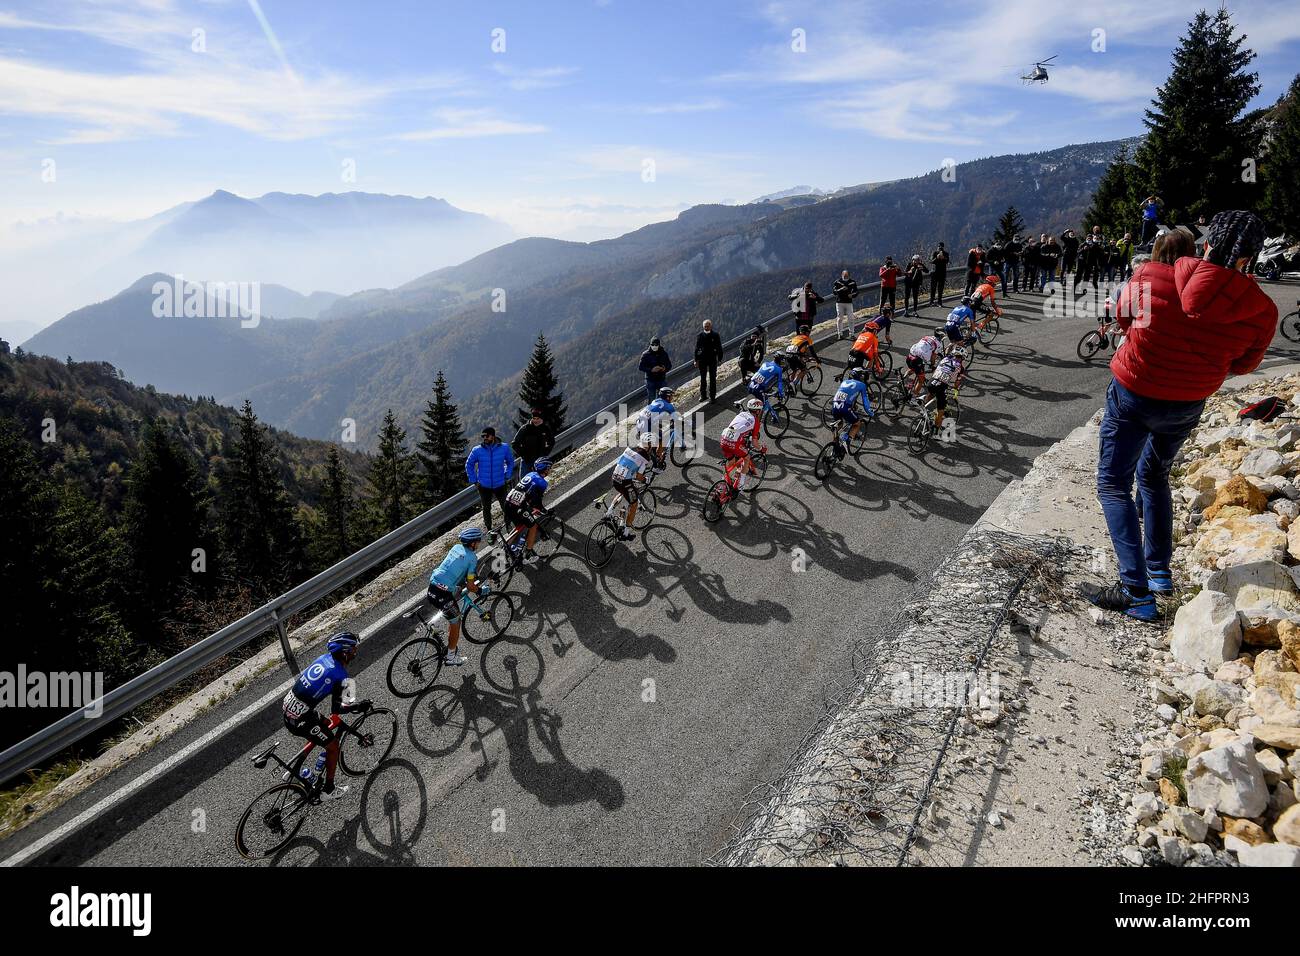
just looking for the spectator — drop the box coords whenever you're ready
[986,240,1006,291]
[1077,235,1104,288]
[1022,235,1041,291]
[512,409,554,477]
[1004,234,1023,293]
[902,254,928,316]
[693,318,723,401]
[789,280,824,332]
[964,243,985,294]
[1116,232,1135,282]
[878,257,900,312]
[739,325,765,378]
[832,269,858,340]
[1037,235,1061,291]
[465,426,516,531]
[638,337,672,404]
[1087,212,1278,621]
[1059,229,1080,285]
[929,242,950,306]
[1139,195,1162,246]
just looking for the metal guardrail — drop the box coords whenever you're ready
[0,277,889,786]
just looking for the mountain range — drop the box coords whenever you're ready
[18,136,1138,450]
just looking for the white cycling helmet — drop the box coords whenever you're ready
[636,432,655,447]
[745,397,764,412]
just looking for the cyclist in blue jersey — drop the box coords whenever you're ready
[503,458,552,565]
[945,298,975,337]
[636,388,678,471]
[830,367,875,455]
[748,352,787,405]
[281,631,371,802]
[428,527,489,667]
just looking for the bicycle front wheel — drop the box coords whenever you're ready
[669,431,690,468]
[749,451,768,488]
[907,411,933,455]
[1076,329,1104,360]
[460,592,516,644]
[631,486,658,528]
[764,402,790,439]
[387,636,444,698]
[873,350,894,379]
[702,480,730,523]
[813,441,839,481]
[340,707,398,776]
[981,317,1000,345]
[800,364,823,397]
[585,520,619,569]
[236,781,312,860]
[1281,312,1300,343]
[532,514,566,562]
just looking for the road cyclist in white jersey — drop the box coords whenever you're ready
[635,387,678,471]
[596,434,656,540]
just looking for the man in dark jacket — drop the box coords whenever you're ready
[986,241,1005,292]
[1077,235,1104,289]
[512,409,554,477]
[693,319,723,400]
[1037,235,1061,291]
[964,244,985,295]
[465,426,516,531]
[832,270,858,339]
[789,281,824,333]
[1059,229,1079,282]
[1022,236,1040,291]
[638,337,672,404]
[902,254,928,316]
[1003,235,1022,293]
[739,326,765,377]
[929,243,950,306]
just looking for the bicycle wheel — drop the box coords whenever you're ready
[764,402,790,439]
[873,350,894,379]
[749,451,769,488]
[386,636,444,698]
[819,395,837,429]
[888,371,910,410]
[813,441,840,481]
[631,485,657,528]
[906,411,933,455]
[485,538,516,592]
[460,592,516,644]
[585,519,619,569]
[981,317,1000,345]
[1281,312,1300,343]
[847,419,869,457]
[236,781,312,860]
[668,430,690,468]
[532,514,566,562]
[800,364,823,397]
[1076,329,1104,360]
[340,707,397,776]
[702,479,730,523]
[865,378,884,416]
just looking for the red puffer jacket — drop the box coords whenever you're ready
[1110,258,1278,402]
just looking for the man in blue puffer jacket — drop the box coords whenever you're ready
[465,426,516,530]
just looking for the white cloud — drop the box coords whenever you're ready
[392,108,547,140]
[490,63,579,91]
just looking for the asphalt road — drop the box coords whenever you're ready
[7,280,1299,867]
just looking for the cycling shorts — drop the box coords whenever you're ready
[832,403,860,424]
[926,380,950,411]
[906,355,926,376]
[284,708,336,748]
[427,582,462,622]
[503,501,538,530]
[720,438,749,460]
[611,476,637,502]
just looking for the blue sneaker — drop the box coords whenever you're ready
[1082,581,1158,622]
[1147,570,1173,596]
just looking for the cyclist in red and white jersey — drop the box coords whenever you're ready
[719,398,765,491]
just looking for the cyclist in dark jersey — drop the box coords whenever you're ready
[281,631,371,802]
[502,458,552,565]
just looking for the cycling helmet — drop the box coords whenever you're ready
[533,457,552,472]
[773,352,788,366]
[848,367,868,382]
[657,387,674,400]
[798,324,810,335]
[984,273,999,286]
[745,397,764,412]
[961,295,972,305]
[880,305,894,315]
[458,527,484,543]
[636,432,654,448]
[327,631,360,654]
[933,327,948,339]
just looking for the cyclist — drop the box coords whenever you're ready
[635,387,677,471]
[847,324,879,373]
[719,397,765,492]
[748,352,787,407]
[785,325,820,389]
[830,367,876,454]
[970,273,1002,321]
[600,433,655,540]
[862,305,895,346]
[945,298,975,337]
[281,631,372,802]
[502,458,553,566]
[904,332,943,398]
[427,527,489,667]
[927,351,967,429]
[790,324,821,363]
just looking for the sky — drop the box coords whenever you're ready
[2,0,1299,244]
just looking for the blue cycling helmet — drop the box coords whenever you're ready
[458,527,484,543]
[327,631,359,654]
[533,457,553,472]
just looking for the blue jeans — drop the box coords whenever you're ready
[645,380,662,404]
[1096,379,1204,589]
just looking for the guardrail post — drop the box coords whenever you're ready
[272,610,299,675]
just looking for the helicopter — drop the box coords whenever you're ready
[1021,55,1057,84]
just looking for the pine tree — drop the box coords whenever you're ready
[516,333,567,432]
[1085,143,1140,237]
[366,409,416,534]
[1132,8,1262,223]
[122,421,211,627]
[992,206,1026,245]
[217,400,304,595]
[311,446,356,565]
[416,371,468,508]
[1261,73,1300,236]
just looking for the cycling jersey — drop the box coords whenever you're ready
[790,333,819,360]
[946,305,974,329]
[748,360,785,399]
[506,471,548,511]
[720,411,760,457]
[283,651,348,720]
[832,377,873,414]
[972,283,997,310]
[612,446,651,482]
[934,355,965,386]
[850,330,878,358]
[909,336,941,364]
[636,398,677,441]
[429,542,478,592]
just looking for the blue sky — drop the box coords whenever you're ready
[3,0,1300,241]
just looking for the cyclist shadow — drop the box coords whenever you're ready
[269,758,425,867]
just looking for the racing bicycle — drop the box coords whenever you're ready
[702,437,768,522]
[385,587,516,697]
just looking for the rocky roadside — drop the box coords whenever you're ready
[1120,372,1300,868]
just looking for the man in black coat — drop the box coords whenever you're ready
[638,337,672,404]
[739,326,765,378]
[1003,235,1022,293]
[512,409,554,476]
[929,242,950,306]
[693,319,723,401]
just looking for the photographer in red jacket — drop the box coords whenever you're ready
[1087,212,1278,621]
